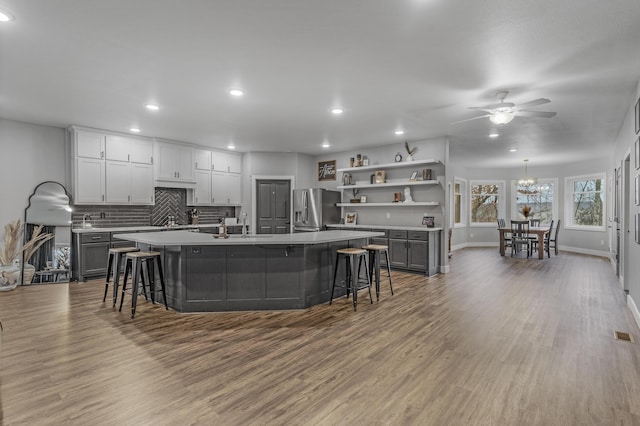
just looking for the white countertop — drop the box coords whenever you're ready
[72,224,221,234]
[114,230,384,245]
[326,224,443,232]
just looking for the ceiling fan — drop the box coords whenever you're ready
[455,91,557,125]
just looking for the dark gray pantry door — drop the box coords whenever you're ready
[256,179,291,234]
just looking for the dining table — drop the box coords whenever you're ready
[498,226,550,259]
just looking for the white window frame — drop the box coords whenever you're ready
[452,177,466,228]
[564,172,606,232]
[469,180,505,227]
[510,178,558,224]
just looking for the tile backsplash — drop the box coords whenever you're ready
[72,188,236,228]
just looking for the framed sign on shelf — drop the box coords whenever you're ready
[318,160,336,181]
[345,212,357,225]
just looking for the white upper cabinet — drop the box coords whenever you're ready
[76,130,105,159]
[156,142,195,184]
[106,135,153,164]
[212,151,242,173]
[70,127,154,205]
[194,149,212,171]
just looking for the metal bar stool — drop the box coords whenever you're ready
[330,247,372,311]
[118,251,168,318]
[103,246,139,306]
[362,244,393,301]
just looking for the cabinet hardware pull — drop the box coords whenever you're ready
[128,195,130,202]
[91,236,101,240]
[102,194,105,201]
[101,151,104,159]
[128,154,130,162]
[150,156,153,164]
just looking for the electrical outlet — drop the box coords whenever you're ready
[470,233,474,239]
[386,212,391,219]
[600,240,604,245]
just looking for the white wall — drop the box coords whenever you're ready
[0,118,67,236]
[612,79,640,321]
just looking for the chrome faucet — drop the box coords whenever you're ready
[82,214,92,228]
[241,212,248,237]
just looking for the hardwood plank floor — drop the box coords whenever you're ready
[1,248,639,425]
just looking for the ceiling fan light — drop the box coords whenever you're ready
[489,111,514,125]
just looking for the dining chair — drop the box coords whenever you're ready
[532,220,554,258]
[497,218,511,251]
[510,220,530,257]
[549,219,561,255]
[529,218,541,227]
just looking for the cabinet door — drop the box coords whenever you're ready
[227,173,242,205]
[211,170,227,204]
[389,239,408,268]
[193,169,212,205]
[131,163,154,204]
[407,240,428,271]
[227,153,242,174]
[105,161,131,203]
[105,135,131,162]
[130,139,153,164]
[156,143,178,179]
[177,146,195,181]
[81,242,111,278]
[194,149,212,171]
[76,158,105,204]
[211,151,229,172]
[76,131,105,159]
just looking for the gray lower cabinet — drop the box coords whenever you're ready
[387,229,440,276]
[78,232,111,280]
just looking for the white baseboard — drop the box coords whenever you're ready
[451,242,608,258]
[628,294,640,332]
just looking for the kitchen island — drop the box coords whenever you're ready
[114,230,384,312]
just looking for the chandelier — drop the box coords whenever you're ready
[517,159,537,186]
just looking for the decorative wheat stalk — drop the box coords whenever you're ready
[22,225,54,263]
[0,220,22,265]
[0,220,54,266]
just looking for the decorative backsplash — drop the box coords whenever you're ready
[72,188,236,228]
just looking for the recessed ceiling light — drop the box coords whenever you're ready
[321,141,331,148]
[227,144,236,150]
[489,133,499,138]
[395,130,405,135]
[229,89,244,97]
[0,9,14,22]
[509,148,518,152]
[130,128,141,133]
[331,108,344,115]
[146,104,159,111]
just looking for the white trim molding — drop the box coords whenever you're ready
[628,294,640,332]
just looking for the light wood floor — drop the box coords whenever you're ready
[1,248,639,425]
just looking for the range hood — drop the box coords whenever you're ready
[154,178,196,189]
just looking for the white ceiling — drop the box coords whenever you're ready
[2,1,640,168]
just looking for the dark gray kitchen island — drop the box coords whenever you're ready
[115,230,383,312]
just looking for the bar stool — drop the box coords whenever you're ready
[103,246,139,306]
[330,248,372,311]
[118,251,168,319]
[362,244,393,301]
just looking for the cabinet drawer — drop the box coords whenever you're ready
[388,230,407,239]
[408,231,428,241]
[81,232,111,243]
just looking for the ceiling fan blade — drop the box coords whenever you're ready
[470,102,514,111]
[452,114,491,124]
[516,110,557,118]
[514,98,550,109]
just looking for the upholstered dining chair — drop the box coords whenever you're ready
[510,220,530,257]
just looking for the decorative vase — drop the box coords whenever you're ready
[406,154,414,162]
[0,264,20,291]
[23,263,35,285]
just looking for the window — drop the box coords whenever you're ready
[452,178,466,227]
[513,179,557,223]
[565,173,606,231]
[470,181,504,226]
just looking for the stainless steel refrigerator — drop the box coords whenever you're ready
[293,188,341,232]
